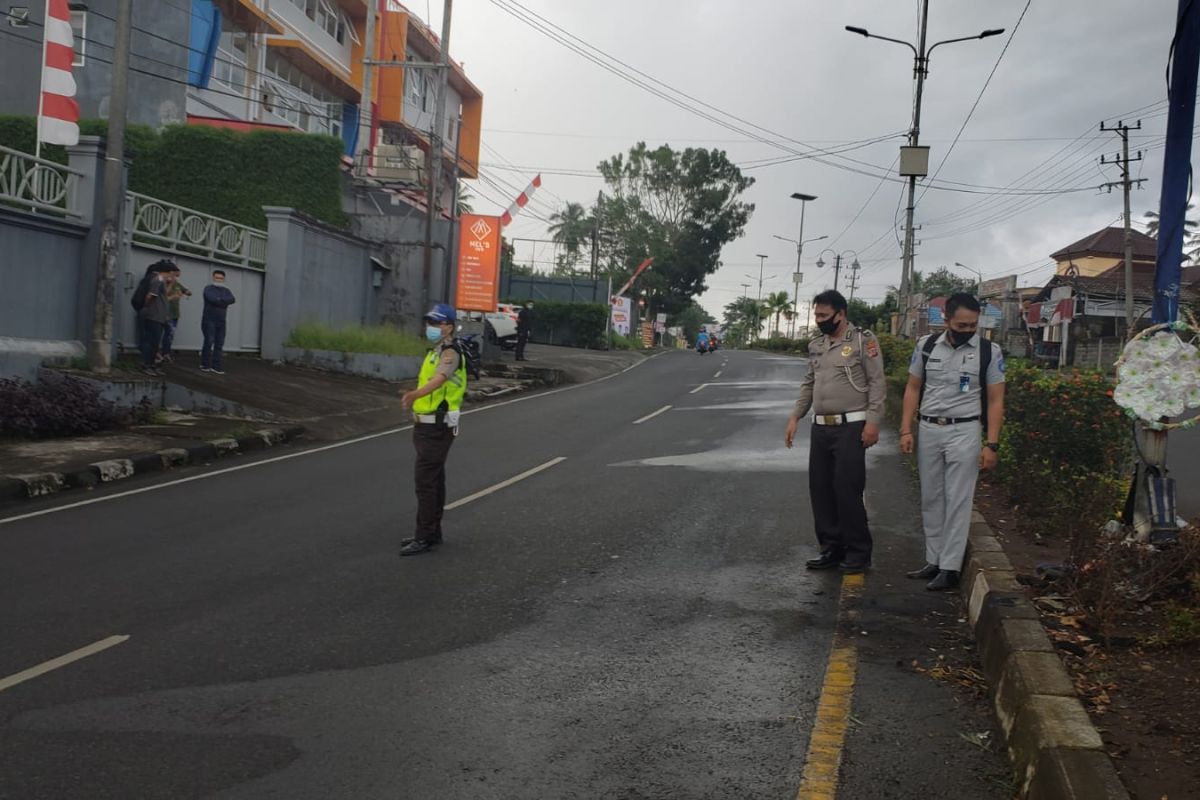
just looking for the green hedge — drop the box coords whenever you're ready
[521,300,609,348]
[995,364,1131,538]
[0,116,346,229]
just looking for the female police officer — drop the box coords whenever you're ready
[399,304,468,556]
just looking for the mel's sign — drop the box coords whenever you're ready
[454,214,502,312]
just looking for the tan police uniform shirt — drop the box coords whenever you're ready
[793,326,887,424]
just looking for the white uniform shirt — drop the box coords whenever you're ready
[909,332,1005,418]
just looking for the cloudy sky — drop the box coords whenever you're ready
[438,0,1179,319]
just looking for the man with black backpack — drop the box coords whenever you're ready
[899,293,1006,591]
[131,260,175,376]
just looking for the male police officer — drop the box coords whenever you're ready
[399,304,468,557]
[786,290,886,573]
[900,292,1006,590]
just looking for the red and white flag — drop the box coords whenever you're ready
[38,0,80,147]
[499,174,542,227]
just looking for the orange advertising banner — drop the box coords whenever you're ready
[454,214,502,312]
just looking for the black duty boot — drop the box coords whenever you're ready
[399,539,439,557]
[907,563,940,580]
[806,551,843,570]
[925,570,960,591]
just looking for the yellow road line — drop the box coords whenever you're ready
[795,573,865,800]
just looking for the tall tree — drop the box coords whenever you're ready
[1144,203,1200,262]
[919,267,975,299]
[597,143,755,314]
[765,290,792,337]
[548,202,591,270]
[671,301,718,344]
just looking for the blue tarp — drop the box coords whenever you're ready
[187,0,221,89]
[342,103,360,156]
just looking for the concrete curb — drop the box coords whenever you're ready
[0,425,305,507]
[962,510,1130,799]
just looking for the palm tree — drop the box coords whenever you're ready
[455,188,474,216]
[1142,204,1198,238]
[1143,204,1200,262]
[765,290,792,337]
[548,202,591,268]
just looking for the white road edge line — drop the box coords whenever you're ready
[632,405,672,425]
[0,635,130,694]
[689,383,709,395]
[444,457,566,511]
[0,353,667,527]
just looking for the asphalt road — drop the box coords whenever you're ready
[0,350,1009,799]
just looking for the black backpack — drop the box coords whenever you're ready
[451,337,482,381]
[918,334,994,428]
[130,273,153,311]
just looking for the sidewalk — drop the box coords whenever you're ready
[0,345,650,504]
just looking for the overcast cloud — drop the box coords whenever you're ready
[442,0,1179,317]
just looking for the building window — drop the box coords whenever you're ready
[406,60,427,111]
[212,18,250,91]
[69,9,85,66]
[316,0,338,39]
[6,6,30,27]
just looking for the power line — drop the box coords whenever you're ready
[917,0,1033,205]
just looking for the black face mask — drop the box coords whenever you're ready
[948,329,974,347]
[816,315,842,336]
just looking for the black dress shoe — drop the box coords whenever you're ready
[401,536,443,547]
[925,570,960,591]
[399,539,439,557]
[806,551,843,570]
[839,561,871,574]
[907,563,940,580]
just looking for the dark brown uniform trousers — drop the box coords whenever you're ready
[808,420,873,564]
[413,423,456,543]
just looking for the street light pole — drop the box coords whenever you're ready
[953,261,984,290]
[816,249,860,296]
[846,7,1004,336]
[754,254,769,340]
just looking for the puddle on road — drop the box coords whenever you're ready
[613,446,809,472]
[612,435,898,473]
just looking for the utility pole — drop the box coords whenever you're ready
[356,2,377,175]
[1100,120,1145,334]
[846,6,1004,337]
[423,0,453,311]
[89,0,132,371]
[898,0,930,336]
[590,190,602,279]
[847,259,862,302]
[749,254,774,341]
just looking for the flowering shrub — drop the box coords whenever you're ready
[996,363,1132,537]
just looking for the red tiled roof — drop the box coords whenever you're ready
[1097,262,1200,286]
[1050,226,1158,262]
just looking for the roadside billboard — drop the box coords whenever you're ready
[611,295,632,336]
[454,214,502,311]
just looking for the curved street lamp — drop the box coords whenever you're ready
[815,249,861,294]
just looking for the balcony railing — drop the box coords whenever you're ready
[0,145,83,219]
[126,192,268,269]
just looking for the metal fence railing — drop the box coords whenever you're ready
[126,192,268,269]
[0,144,83,219]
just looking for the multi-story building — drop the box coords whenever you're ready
[1,0,481,215]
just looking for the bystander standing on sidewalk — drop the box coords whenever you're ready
[201,270,236,375]
[162,266,191,364]
[516,301,533,361]
[900,292,1006,591]
[136,262,174,376]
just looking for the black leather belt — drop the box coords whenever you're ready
[920,414,980,426]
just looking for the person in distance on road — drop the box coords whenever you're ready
[399,304,468,557]
[785,289,886,574]
[899,293,1005,591]
[516,301,533,361]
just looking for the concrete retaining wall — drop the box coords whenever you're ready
[282,347,422,382]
